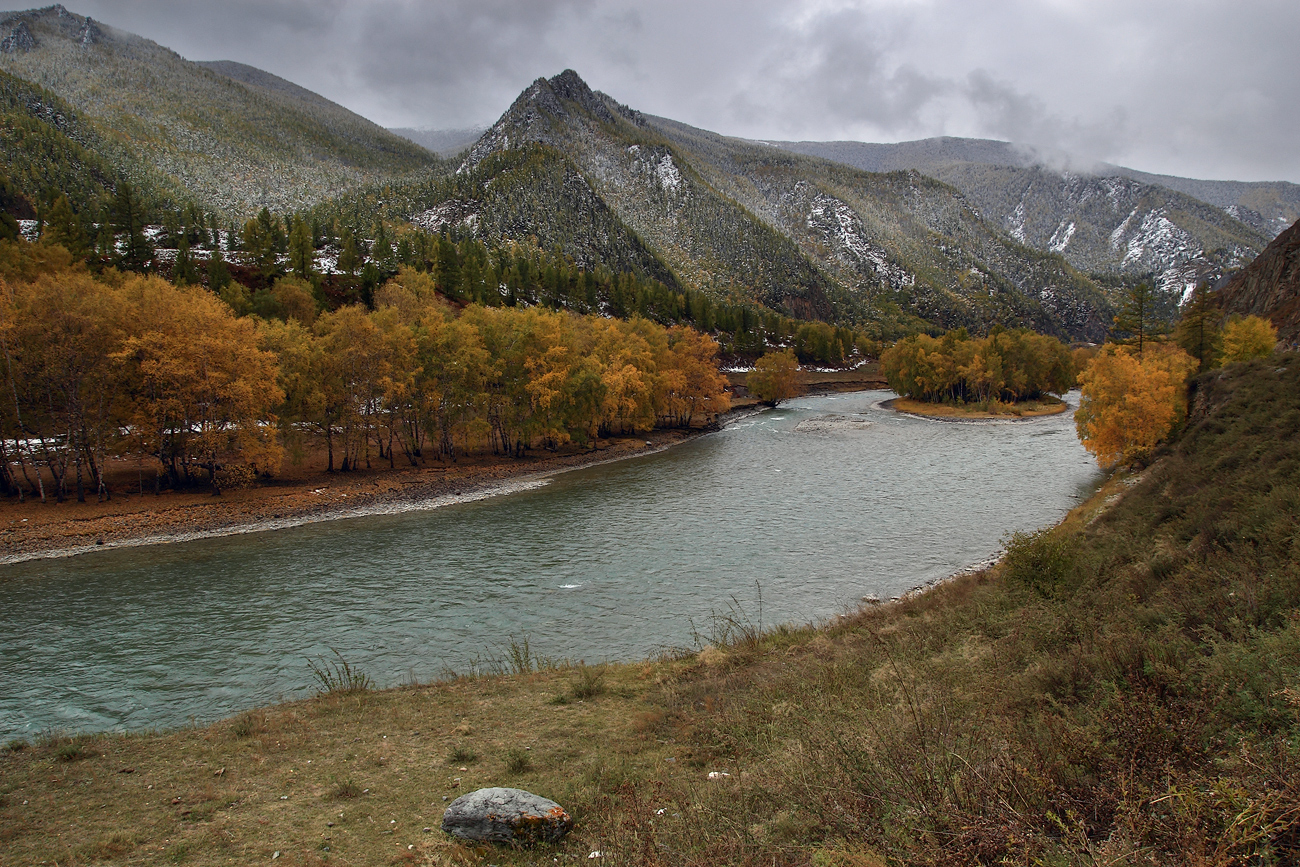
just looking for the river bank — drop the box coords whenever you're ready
[0,367,878,565]
[0,427,715,565]
[0,468,1137,867]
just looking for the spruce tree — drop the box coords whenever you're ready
[288,216,315,279]
[112,182,152,271]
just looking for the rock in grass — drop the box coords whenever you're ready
[441,787,572,844]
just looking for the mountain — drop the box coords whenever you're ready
[1216,218,1300,343]
[775,137,1300,239]
[388,126,485,157]
[773,137,1293,297]
[0,5,441,216]
[395,70,1113,339]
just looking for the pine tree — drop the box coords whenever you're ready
[208,246,232,293]
[40,193,89,258]
[1110,282,1167,358]
[338,229,362,277]
[112,182,152,272]
[288,216,315,279]
[1175,284,1221,371]
[173,235,200,286]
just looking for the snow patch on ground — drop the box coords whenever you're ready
[1048,220,1075,253]
[1110,209,1137,251]
[655,154,682,191]
[411,199,479,233]
[1121,209,1201,271]
[806,192,914,290]
[1006,202,1027,244]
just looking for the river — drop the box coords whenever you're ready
[0,390,1101,740]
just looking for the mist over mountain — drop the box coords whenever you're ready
[773,137,1300,239]
[388,126,486,157]
[773,137,1295,298]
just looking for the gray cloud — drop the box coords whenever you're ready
[60,0,1300,182]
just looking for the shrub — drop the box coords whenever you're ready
[570,663,607,699]
[1001,528,1078,598]
[504,747,533,774]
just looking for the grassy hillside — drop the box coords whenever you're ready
[0,5,441,216]
[2,355,1297,865]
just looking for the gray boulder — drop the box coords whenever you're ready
[441,787,573,844]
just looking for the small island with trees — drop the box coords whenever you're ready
[880,326,1076,418]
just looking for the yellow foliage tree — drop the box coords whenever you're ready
[115,276,284,492]
[1219,315,1277,365]
[748,349,800,406]
[1075,343,1197,468]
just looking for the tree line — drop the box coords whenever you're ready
[879,327,1075,406]
[0,239,730,502]
[11,171,880,368]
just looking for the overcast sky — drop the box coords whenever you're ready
[62,0,1300,182]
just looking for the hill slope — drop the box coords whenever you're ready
[0,4,441,215]
[1216,218,1300,342]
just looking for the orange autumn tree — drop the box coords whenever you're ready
[1075,343,1197,468]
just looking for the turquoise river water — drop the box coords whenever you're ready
[0,390,1101,740]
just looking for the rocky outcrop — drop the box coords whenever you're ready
[0,21,35,53]
[441,787,573,844]
[1216,218,1300,344]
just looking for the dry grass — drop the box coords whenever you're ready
[887,395,1068,419]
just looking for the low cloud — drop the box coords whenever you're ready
[62,0,1300,181]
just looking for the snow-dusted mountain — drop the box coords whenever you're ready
[0,5,439,215]
[773,137,1291,299]
[408,70,1114,339]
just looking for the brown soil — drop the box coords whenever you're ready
[0,429,703,565]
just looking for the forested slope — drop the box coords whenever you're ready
[0,4,442,217]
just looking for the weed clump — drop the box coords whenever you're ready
[55,741,93,762]
[229,712,264,738]
[307,649,374,695]
[570,663,606,699]
[504,747,532,775]
[447,745,478,764]
[327,779,363,800]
